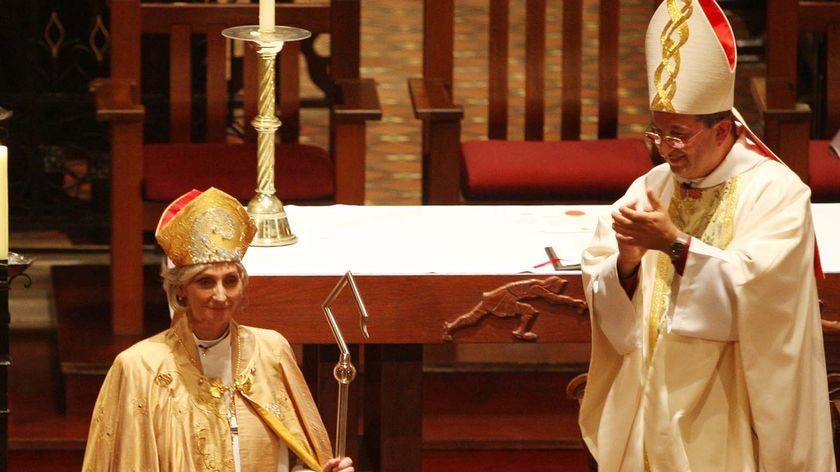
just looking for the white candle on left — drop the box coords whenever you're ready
[0,145,7,260]
[259,0,275,34]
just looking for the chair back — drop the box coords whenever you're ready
[110,1,356,147]
[421,0,626,143]
[754,0,840,194]
[799,1,840,138]
[411,0,653,204]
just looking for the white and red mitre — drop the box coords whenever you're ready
[645,0,782,160]
[645,0,737,115]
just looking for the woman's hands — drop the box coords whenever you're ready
[322,457,354,472]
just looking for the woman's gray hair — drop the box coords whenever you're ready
[160,259,249,313]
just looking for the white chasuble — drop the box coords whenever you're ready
[580,136,835,471]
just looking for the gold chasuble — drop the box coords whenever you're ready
[579,136,835,471]
[83,312,332,471]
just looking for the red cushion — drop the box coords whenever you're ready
[461,139,653,201]
[142,142,334,203]
[809,140,840,202]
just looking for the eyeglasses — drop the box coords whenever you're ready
[644,126,704,150]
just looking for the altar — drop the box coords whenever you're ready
[241,204,598,343]
[240,203,840,343]
[234,203,840,472]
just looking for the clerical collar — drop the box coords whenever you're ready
[677,179,701,189]
[193,328,230,356]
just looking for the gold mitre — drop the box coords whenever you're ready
[155,187,257,267]
[646,0,737,114]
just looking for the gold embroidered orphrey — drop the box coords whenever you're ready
[646,176,740,360]
[442,276,588,342]
[651,0,693,112]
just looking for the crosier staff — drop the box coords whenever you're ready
[322,271,370,458]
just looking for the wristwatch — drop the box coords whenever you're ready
[667,232,690,262]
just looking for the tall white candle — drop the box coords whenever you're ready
[0,145,7,260]
[259,0,275,34]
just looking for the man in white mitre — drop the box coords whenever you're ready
[578,0,836,470]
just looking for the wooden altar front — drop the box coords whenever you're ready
[244,273,590,471]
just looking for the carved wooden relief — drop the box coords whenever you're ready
[442,276,588,342]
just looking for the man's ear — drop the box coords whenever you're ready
[715,119,733,143]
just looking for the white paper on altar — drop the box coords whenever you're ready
[813,203,840,274]
[242,205,605,276]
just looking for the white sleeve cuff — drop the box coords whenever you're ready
[590,253,642,355]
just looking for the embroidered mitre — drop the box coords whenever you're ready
[646,0,737,114]
[155,187,257,267]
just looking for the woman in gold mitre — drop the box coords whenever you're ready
[82,187,354,472]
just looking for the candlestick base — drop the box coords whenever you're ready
[247,193,297,247]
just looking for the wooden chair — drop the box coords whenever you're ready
[408,0,654,204]
[750,0,840,202]
[91,0,381,334]
[566,372,597,472]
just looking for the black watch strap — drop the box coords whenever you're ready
[668,232,690,262]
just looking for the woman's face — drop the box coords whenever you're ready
[178,263,244,339]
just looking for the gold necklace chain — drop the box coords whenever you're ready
[174,327,251,399]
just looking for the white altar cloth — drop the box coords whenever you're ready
[812,203,840,274]
[243,204,840,276]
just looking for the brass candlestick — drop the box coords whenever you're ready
[322,271,370,458]
[222,26,311,246]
